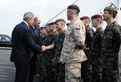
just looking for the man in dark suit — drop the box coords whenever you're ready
[28,17,41,82]
[10,12,44,82]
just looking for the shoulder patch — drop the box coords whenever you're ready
[76,27,80,34]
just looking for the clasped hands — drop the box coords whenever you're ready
[42,45,46,52]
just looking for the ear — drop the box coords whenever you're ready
[85,20,88,23]
[97,20,100,23]
[110,13,113,17]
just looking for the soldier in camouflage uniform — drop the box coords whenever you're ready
[118,31,121,82]
[41,22,58,82]
[60,4,87,82]
[43,19,66,82]
[34,26,48,82]
[90,14,103,82]
[80,16,94,82]
[102,7,121,82]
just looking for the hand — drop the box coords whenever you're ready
[62,62,64,64]
[42,45,46,52]
[51,58,55,66]
[39,54,42,56]
[83,45,89,51]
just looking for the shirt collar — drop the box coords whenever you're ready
[23,21,29,27]
[32,25,36,30]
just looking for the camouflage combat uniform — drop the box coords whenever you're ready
[118,30,121,82]
[60,17,87,82]
[42,32,57,82]
[89,27,103,82]
[34,34,48,82]
[82,25,94,82]
[54,30,65,82]
[35,34,46,75]
[101,22,121,82]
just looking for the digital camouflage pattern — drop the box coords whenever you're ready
[54,30,65,82]
[89,27,103,82]
[82,25,94,82]
[60,17,87,82]
[101,22,121,82]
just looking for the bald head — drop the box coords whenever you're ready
[33,17,41,28]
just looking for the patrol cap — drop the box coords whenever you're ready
[48,22,55,25]
[104,7,117,13]
[55,19,66,24]
[68,4,80,12]
[80,16,90,20]
[91,14,102,19]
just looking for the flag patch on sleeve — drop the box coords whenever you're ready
[76,27,80,34]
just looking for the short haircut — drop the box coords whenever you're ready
[34,17,38,22]
[108,10,117,18]
[23,12,34,21]
[95,18,103,24]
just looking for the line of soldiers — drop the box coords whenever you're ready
[31,6,121,82]
[33,19,66,82]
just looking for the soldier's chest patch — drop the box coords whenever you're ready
[76,27,80,34]
[89,31,94,37]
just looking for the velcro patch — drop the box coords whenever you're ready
[76,27,80,34]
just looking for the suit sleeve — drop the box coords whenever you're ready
[24,28,42,54]
[73,23,85,47]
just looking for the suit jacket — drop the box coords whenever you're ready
[30,26,40,45]
[29,26,40,57]
[10,22,42,64]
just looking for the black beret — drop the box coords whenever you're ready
[104,7,117,13]
[91,14,102,19]
[68,4,80,12]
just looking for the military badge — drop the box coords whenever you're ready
[76,27,80,34]
[90,31,93,37]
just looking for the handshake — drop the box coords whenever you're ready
[42,44,54,52]
[42,45,46,52]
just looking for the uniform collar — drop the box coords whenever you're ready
[105,21,116,31]
[70,17,79,25]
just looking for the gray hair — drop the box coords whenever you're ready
[34,17,38,22]
[23,12,34,20]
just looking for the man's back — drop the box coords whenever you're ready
[10,22,41,64]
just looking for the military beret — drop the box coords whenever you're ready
[91,14,102,19]
[48,22,55,25]
[44,26,46,28]
[55,19,66,24]
[68,4,80,12]
[40,27,43,29]
[80,16,90,20]
[104,7,117,13]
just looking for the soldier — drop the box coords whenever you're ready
[34,27,46,82]
[80,16,94,82]
[118,31,121,82]
[41,22,57,82]
[90,14,103,82]
[60,4,87,82]
[43,19,66,82]
[102,7,121,82]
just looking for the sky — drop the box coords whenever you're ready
[0,0,120,37]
